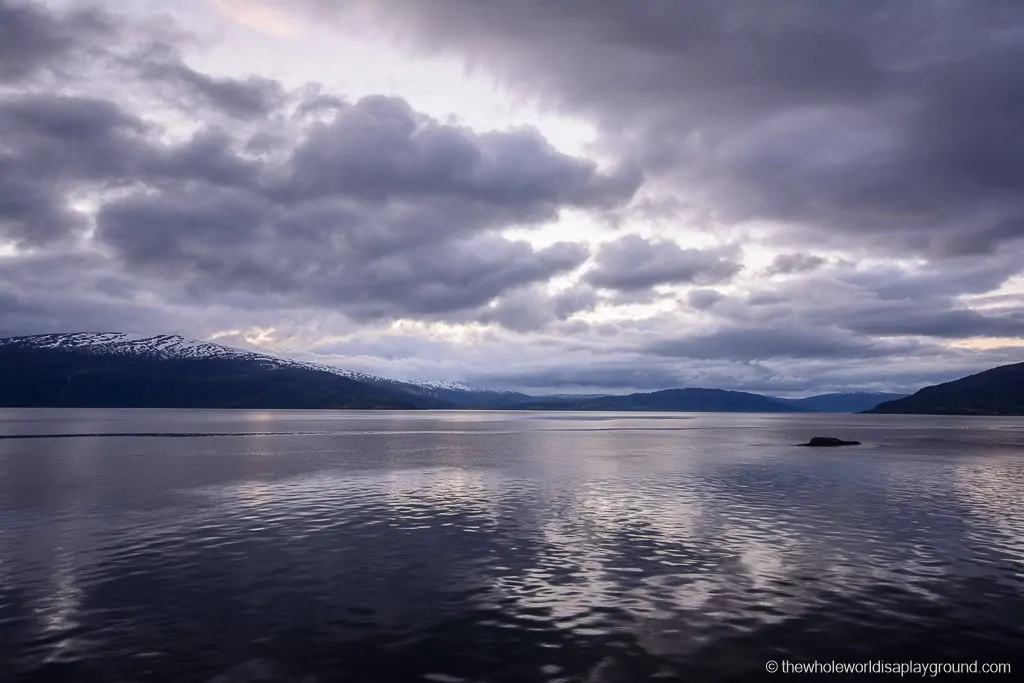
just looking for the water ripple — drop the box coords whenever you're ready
[1,410,1022,681]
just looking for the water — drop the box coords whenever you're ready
[1,409,1022,682]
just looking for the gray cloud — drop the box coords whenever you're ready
[457,317,1021,394]
[1,0,1022,395]
[481,284,598,332]
[0,0,636,331]
[275,96,640,211]
[1,0,290,122]
[0,93,143,244]
[840,305,1024,339]
[0,0,111,84]
[140,58,286,120]
[91,153,599,321]
[0,173,84,247]
[835,258,1022,301]
[687,289,726,311]
[687,256,1024,343]
[647,326,920,362]
[0,249,187,335]
[469,346,1023,396]
[78,89,625,322]
[0,91,262,245]
[585,236,741,291]
[766,253,827,276]
[296,0,1024,259]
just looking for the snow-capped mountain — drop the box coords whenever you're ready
[413,379,475,392]
[0,333,518,406]
[3,332,384,381]
[0,332,440,409]
[0,333,910,412]
[3,332,267,361]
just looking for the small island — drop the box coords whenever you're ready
[799,437,861,447]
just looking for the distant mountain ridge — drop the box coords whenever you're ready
[867,361,1024,415]
[0,332,915,412]
[778,392,907,413]
[505,388,808,413]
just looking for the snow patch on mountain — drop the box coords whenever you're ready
[0,333,475,394]
[415,379,475,392]
[3,332,253,360]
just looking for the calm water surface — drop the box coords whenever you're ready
[1,409,1023,682]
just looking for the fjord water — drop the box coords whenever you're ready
[1,410,1022,682]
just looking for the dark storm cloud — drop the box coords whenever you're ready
[0,249,173,335]
[686,289,726,311]
[139,58,286,120]
[96,180,590,318]
[83,92,625,321]
[0,91,261,245]
[841,306,1024,339]
[0,93,143,245]
[480,284,598,332]
[647,326,918,362]
[300,0,1024,259]
[0,94,147,178]
[2,0,1022,394]
[766,253,827,276]
[275,96,640,210]
[476,363,692,392]
[584,236,741,291]
[0,0,111,83]
[1,0,284,120]
[325,237,589,321]
[0,172,85,246]
[835,258,1023,301]
[0,0,637,332]
[688,257,1024,343]
[88,160,602,323]
[0,246,333,342]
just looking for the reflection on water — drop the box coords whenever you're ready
[1,409,1023,682]
[954,461,1024,582]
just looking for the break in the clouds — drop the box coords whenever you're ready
[0,0,1022,395]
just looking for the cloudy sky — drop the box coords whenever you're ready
[1,0,1022,395]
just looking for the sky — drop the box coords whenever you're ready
[1,0,1022,395]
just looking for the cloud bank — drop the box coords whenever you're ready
[0,0,1021,394]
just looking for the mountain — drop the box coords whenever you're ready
[504,388,808,412]
[778,392,907,413]
[867,362,1024,415]
[6,332,1006,415]
[0,333,444,409]
[411,385,532,408]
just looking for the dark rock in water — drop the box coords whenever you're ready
[799,436,861,447]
